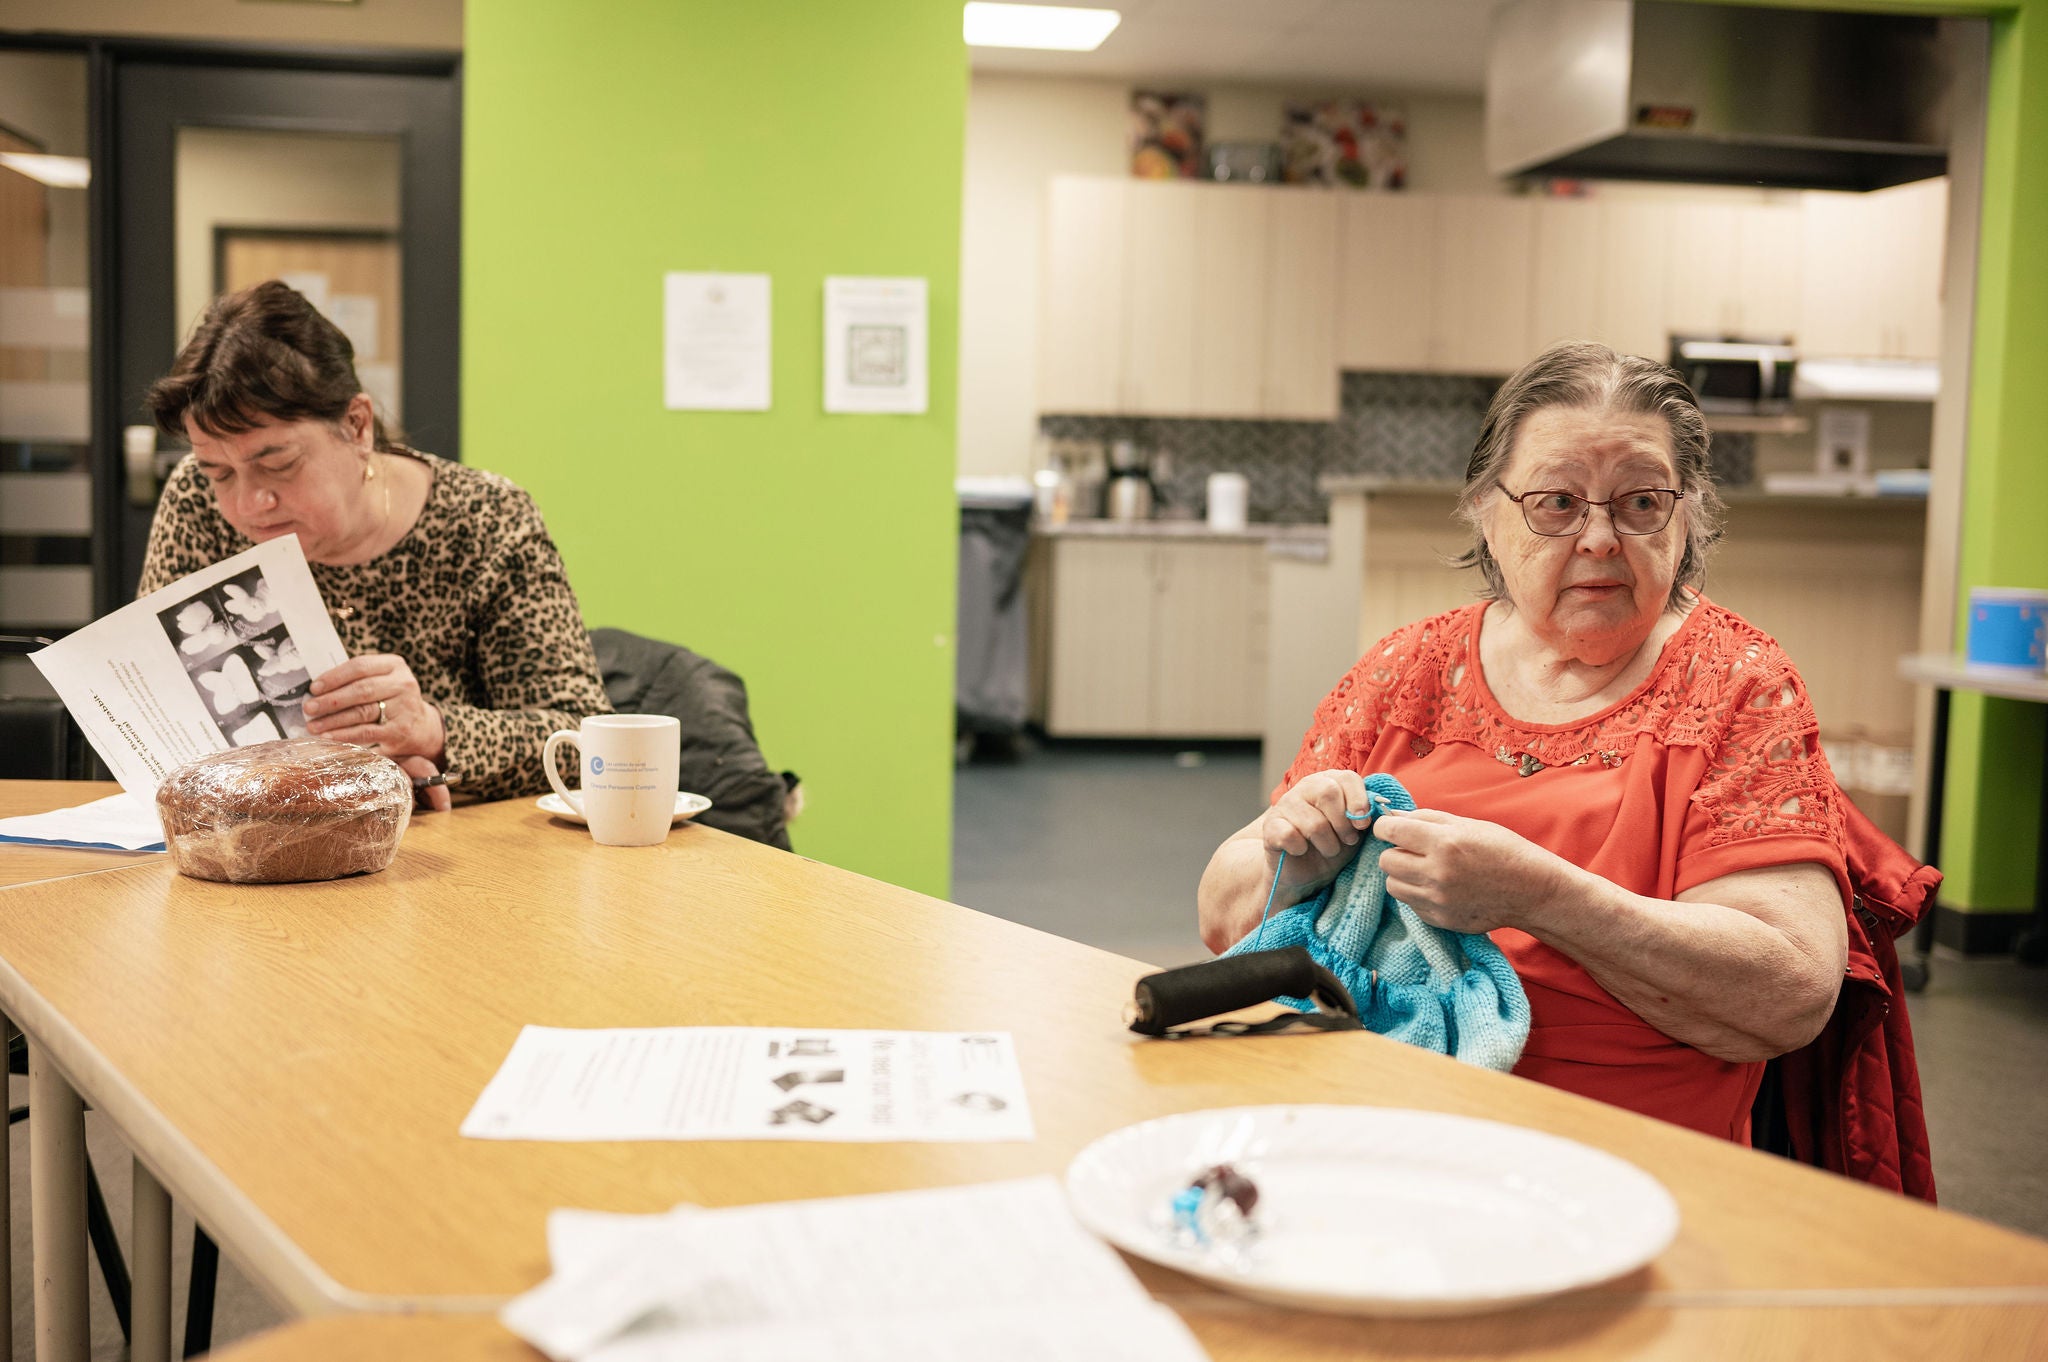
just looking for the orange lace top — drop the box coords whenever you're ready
[1275,597,1849,1142]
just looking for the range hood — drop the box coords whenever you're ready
[1487,0,1953,191]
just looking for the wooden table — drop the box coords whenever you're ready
[0,781,161,890]
[206,1301,2048,1361]
[2,783,2047,1362]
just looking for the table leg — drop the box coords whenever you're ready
[132,1158,171,1362]
[1904,688,1951,992]
[2023,710,2048,967]
[29,1044,87,1362]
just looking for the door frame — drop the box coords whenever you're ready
[0,30,459,616]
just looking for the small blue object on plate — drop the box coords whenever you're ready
[1966,588,2048,671]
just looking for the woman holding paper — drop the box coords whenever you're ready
[138,280,611,808]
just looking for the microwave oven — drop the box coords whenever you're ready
[1669,338,1797,414]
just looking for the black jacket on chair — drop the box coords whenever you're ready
[589,628,792,851]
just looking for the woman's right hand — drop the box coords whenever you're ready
[1260,769,1374,901]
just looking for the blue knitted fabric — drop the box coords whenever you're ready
[1222,774,1531,1072]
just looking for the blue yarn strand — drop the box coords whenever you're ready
[1250,792,1385,954]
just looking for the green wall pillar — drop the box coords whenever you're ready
[464,1,966,895]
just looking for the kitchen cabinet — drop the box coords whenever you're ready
[1529,198,1602,352]
[1042,177,1338,420]
[1191,187,1268,418]
[1039,177,1125,413]
[1120,180,1198,414]
[1429,196,1535,376]
[1262,191,1340,419]
[1040,177,1949,416]
[1595,200,1672,361]
[1798,179,1945,360]
[1041,535,1268,737]
[1335,193,1436,372]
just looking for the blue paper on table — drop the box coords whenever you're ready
[1222,773,1530,1071]
[0,793,166,852]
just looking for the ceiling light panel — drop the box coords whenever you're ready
[964,3,1123,51]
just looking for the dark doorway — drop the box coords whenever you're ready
[105,47,460,612]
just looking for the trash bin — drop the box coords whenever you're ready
[955,477,1035,753]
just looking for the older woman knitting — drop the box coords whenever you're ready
[1197,342,1849,1143]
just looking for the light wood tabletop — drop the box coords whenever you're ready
[0,784,2045,1344]
[0,780,161,890]
[203,1301,2048,1362]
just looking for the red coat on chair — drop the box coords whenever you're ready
[1776,797,1940,1201]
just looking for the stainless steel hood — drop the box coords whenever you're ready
[1487,0,1952,191]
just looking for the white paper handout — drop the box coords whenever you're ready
[461,1026,1032,1143]
[29,535,348,832]
[822,276,927,414]
[664,272,771,411]
[0,792,168,852]
[501,1177,1210,1362]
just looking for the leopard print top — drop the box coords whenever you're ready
[138,448,611,800]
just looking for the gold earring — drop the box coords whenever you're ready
[363,457,375,483]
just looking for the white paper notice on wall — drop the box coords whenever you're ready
[328,294,380,362]
[1816,406,1872,477]
[823,275,927,414]
[664,272,771,411]
[277,271,331,316]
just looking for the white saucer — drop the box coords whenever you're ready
[537,792,712,825]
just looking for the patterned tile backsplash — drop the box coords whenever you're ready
[1041,373,1756,523]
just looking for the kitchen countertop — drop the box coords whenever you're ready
[1034,518,1328,543]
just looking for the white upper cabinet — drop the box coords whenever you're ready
[1529,198,1602,352]
[1190,187,1268,418]
[1336,193,1437,372]
[1596,200,1672,362]
[1120,180,1198,415]
[1799,179,1945,359]
[1263,190,1340,420]
[1039,177,1946,416]
[1429,196,1535,376]
[1732,202,1803,339]
[1039,176,1127,413]
[1664,201,1740,336]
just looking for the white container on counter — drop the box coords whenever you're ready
[1206,472,1249,534]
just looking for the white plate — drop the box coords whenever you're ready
[1065,1105,1678,1317]
[536,792,713,825]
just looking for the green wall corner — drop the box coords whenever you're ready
[463,1,966,896]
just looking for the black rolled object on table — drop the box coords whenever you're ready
[1129,946,1359,1036]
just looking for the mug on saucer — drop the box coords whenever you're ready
[542,714,682,847]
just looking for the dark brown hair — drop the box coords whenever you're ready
[1454,341,1724,609]
[147,280,399,450]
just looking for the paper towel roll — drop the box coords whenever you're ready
[1206,472,1249,533]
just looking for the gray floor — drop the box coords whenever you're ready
[954,739,2048,1243]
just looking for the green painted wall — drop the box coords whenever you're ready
[463,1,966,895]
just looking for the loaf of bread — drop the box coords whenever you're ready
[156,737,412,883]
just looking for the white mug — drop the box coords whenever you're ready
[543,714,682,847]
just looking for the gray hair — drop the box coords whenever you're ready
[1454,341,1724,609]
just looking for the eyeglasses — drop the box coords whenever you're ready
[1500,486,1684,537]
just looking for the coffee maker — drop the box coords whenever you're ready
[1105,440,1155,522]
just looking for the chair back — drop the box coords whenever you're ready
[0,635,92,780]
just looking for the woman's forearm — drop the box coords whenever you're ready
[1525,864,1845,1063]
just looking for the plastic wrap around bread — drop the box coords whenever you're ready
[156,737,412,883]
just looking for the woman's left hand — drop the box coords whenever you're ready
[304,653,448,770]
[1372,809,1580,935]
